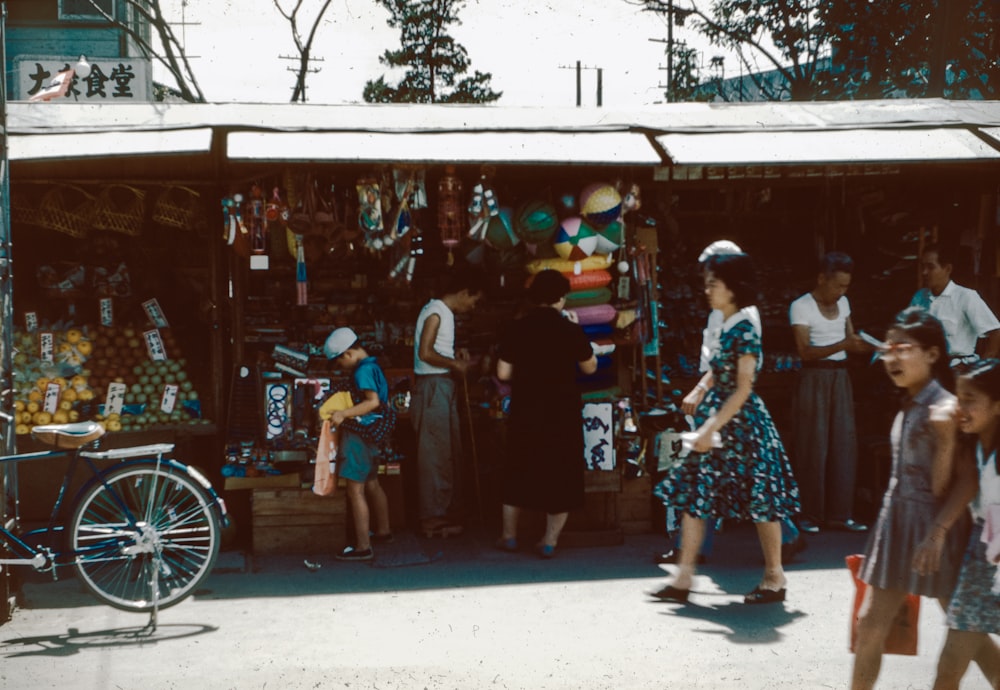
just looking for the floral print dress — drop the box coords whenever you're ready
[656,315,801,522]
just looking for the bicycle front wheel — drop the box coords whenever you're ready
[69,463,220,612]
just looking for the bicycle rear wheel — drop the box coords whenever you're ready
[69,463,220,612]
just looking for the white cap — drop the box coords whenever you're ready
[698,240,743,263]
[323,327,357,360]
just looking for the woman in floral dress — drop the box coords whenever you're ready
[652,252,801,604]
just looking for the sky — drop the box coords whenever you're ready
[161,0,724,107]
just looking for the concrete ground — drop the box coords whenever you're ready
[0,524,994,690]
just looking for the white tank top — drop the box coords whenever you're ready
[414,299,454,375]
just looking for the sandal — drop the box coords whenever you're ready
[649,585,690,603]
[536,544,556,559]
[744,586,786,605]
[494,537,518,552]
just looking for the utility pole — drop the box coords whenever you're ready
[646,2,692,103]
[558,61,604,106]
[279,54,324,103]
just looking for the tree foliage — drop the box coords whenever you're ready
[821,0,998,99]
[630,0,998,101]
[363,0,501,104]
[273,0,336,103]
[84,0,205,103]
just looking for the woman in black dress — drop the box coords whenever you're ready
[495,269,598,558]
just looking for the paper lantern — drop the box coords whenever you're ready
[593,219,624,255]
[485,207,519,250]
[553,217,597,261]
[514,201,559,244]
[580,183,622,228]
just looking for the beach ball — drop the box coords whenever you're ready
[553,217,598,260]
[580,183,622,228]
[593,219,624,255]
[485,207,519,250]
[514,200,559,244]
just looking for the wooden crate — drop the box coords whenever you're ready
[251,488,347,555]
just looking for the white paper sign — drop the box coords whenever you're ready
[160,384,179,414]
[105,381,126,416]
[25,312,38,332]
[143,329,167,361]
[142,299,169,328]
[99,298,114,327]
[39,332,54,362]
[43,383,61,414]
[582,402,615,471]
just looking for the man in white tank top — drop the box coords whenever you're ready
[411,269,485,537]
[789,252,869,534]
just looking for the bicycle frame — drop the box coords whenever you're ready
[0,441,228,573]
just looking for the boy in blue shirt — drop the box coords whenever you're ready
[323,327,393,561]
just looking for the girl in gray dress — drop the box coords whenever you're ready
[852,308,971,690]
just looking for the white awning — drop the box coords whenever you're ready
[9,127,213,161]
[656,128,1000,165]
[981,126,1000,148]
[227,130,662,165]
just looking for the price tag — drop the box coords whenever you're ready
[99,298,114,327]
[617,276,631,301]
[160,384,179,414]
[43,382,61,414]
[25,312,38,332]
[143,329,167,361]
[39,332,54,362]
[105,381,126,416]
[142,298,170,328]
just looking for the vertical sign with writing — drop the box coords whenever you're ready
[160,384,179,414]
[25,312,38,332]
[99,297,114,327]
[43,383,61,414]
[143,329,167,361]
[142,299,169,328]
[39,332,54,362]
[105,381,126,416]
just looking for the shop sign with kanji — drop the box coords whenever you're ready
[15,56,152,102]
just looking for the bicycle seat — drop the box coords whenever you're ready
[32,421,105,449]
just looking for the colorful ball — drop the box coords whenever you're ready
[553,217,598,261]
[485,207,519,250]
[593,219,624,255]
[579,183,622,228]
[514,201,559,244]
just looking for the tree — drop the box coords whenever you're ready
[363,0,501,104]
[632,0,832,101]
[84,0,206,103]
[821,1,998,99]
[273,0,336,103]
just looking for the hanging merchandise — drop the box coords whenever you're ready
[553,216,598,261]
[295,235,308,306]
[437,165,464,265]
[356,177,391,251]
[514,200,559,245]
[467,171,499,243]
[485,207,520,251]
[579,182,623,229]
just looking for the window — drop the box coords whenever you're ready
[59,0,116,21]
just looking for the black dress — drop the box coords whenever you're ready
[498,306,594,514]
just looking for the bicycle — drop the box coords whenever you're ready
[0,417,228,631]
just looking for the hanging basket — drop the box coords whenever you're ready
[9,185,41,227]
[36,184,97,238]
[93,184,146,236]
[152,185,201,229]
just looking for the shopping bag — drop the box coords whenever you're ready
[846,554,920,656]
[312,419,338,497]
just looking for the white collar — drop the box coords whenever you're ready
[721,310,750,333]
[932,281,957,300]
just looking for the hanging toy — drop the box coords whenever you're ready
[249,184,267,255]
[221,196,237,245]
[356,177,389,252]
[467,174,499,243]
[295,235,308,306]
[438,165,464,265]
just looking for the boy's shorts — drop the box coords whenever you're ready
[338,429,379,483]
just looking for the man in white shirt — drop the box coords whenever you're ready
[910,243,1000,367]
[789,252,869,534]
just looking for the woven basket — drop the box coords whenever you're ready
[93,184,146,235]
[37,184,97,238]
[9,185,40,227]
[152,185,201,229]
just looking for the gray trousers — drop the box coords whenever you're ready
[411,375,463,522]
[791,367,858,523]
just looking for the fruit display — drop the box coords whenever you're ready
[11,324,210,436]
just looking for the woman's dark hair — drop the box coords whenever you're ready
[704,252,759,309]
[820,251,853,276]
[889,306,954,391]
[960,358,1000,402]
[527,269,571,305]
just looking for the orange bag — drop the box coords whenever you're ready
[846,554,920,656]
[312,419,338,497]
